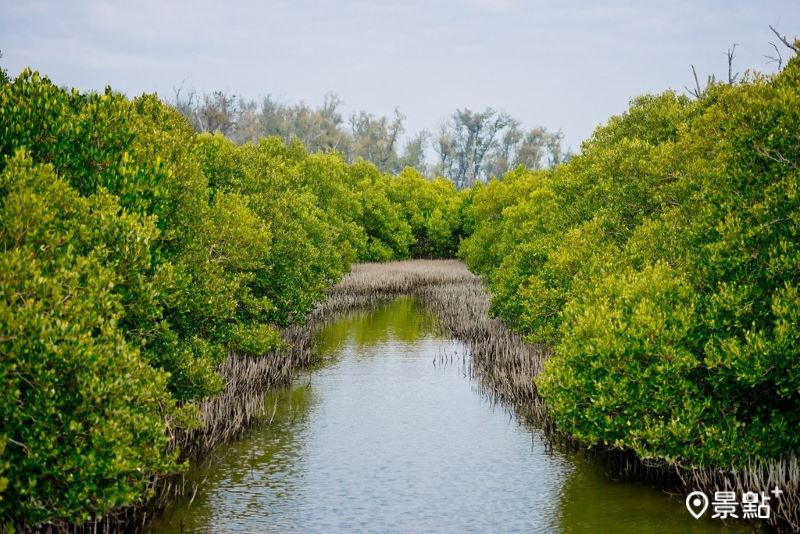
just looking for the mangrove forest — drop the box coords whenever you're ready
[0,24,799,534]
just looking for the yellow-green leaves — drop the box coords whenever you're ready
[0,153,180,524]
[464,56,800,469]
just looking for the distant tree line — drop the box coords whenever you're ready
[170,89,569,187]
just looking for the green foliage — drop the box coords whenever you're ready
[0,153,189,524]
[347,160,415,261]
[0,55,8,86]
[13,50,796,527]
[388,168,463,258]
[195,135,349,326]
[461,91,697,344]
[464,58,800,468]
[0,69,464,527]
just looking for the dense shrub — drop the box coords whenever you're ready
[461,91,698,344]
[0,68,463,526]
[0,153,190,523]
[463,57,800,468]
[388,168,464,258]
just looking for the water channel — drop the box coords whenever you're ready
[150,297,749,533]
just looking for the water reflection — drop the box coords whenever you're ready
[555,453,750,533]
[155,384,317,531]
[150,297,752,533]
[314,296,438,355]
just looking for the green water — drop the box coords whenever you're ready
[150,297,754,533]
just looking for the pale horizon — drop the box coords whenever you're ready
[2,0,797,151]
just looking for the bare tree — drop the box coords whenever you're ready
[168,90,564,180]
[765,42,784,70]
[172,86,198,125]
[727,43,739,85]
[198,91,239,136]
[765,25,798,69]
[685,43,741,98]
[516,128,550,170]
[398,131,429,174]
[231,98,261,144]
[433,108,565,187]
[688,28,798,98]
[437,108,513,188]
[687,65,701,99]
[172,88,241,136]
[769,24,798,53]
[545,130,565,168]
[434,123,456,181]
[485,118,522,178]
[349,108,405,172]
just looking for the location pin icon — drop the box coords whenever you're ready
[686,491,709,519]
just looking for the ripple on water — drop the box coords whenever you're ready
[150,297,751,534]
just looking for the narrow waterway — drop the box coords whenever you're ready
[150,297,749,533]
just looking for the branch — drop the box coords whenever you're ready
[769,24,798,52]
[764,42,783,69]
[727,43,739,85]
[686,64,703,98]
[685,64,717,98]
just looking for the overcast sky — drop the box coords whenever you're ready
[1,0,797,151]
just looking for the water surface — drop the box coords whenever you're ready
[151,297,749,533]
